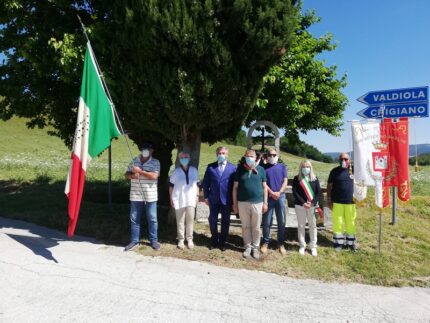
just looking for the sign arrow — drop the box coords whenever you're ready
[357,102,429,119]
[357,86,428,106]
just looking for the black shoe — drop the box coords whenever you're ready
[350,244,358,252]
[124,241,139,252]
[209,243,218,250]
[219,244,226,251]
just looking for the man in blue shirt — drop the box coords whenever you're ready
[327,152,357,252]
[261,148,288,255]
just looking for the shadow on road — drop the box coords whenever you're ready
[0,217,105,262]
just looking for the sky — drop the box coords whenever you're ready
[300,0,430,153]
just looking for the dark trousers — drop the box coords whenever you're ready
[208,202,231,246]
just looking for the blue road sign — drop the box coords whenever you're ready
[357,102,429,119]
[357,86,428,106]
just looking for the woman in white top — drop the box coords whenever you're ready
[169,151,200,250]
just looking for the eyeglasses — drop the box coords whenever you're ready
[268,154,277,157]
[340,158,349,161]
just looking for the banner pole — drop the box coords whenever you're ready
[391,187,397,225]
[378,209,382,255]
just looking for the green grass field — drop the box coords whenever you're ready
[1,117,429,286]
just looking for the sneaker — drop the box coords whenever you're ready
[252,248,260,260]
[187,241,194,249]
[260,243,269,255]
[299,247,305,256]
[334,246,342,252]
[278,245,287,256]
[177,241,185,250]
[243,247,252,259]
[151,241,160,250]
[124,241,139,252]
[311,248,317,257]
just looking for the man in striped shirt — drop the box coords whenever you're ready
[124,143,161,251]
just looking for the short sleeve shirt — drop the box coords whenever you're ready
[263,162,287,192]
[128,156,160,202]
[169,166,200,209]
[328,166,354,204]
[234,164,267,203]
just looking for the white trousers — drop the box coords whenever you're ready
[175,206,195,243]
[295,205,317,249]
[238,201,263,249]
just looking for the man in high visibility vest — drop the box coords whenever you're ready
[327,153,357,252]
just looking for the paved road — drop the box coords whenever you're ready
[1,217,429,322]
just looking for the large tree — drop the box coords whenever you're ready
[104,1,298,166]
[247,6,348,142]
[0,1,299,201]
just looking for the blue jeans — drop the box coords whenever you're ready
[262,194,286,245]
[130,201,158,243]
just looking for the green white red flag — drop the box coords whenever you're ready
[299,177,314,202]
[65,42,120,237]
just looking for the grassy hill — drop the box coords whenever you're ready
[1,118,429,286]
[0,117,334,185]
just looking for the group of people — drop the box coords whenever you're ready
[124,144,358,259]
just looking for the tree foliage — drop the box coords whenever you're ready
[222,129,247,147]
[247,6,348,141]
[105,0,298,165]
[0,1,298,165]
[409,153,430,166]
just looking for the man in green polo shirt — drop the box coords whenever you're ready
[232,149,268,260]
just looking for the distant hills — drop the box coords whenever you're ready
[324,144,430,160]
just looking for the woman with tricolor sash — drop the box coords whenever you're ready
[292,160,321,257]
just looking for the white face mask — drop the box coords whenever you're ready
[302,167,311,176]
[268,156,278,165]
[141,150,150,158]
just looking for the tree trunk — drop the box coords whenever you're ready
[177,127,202,169]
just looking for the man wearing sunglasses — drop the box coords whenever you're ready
[327,152,357,252]
[260,148,288,255]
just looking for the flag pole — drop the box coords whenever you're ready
[76,15,135,161]
[76,15,149,205]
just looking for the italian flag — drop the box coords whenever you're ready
[299,177,314,202]
[65,42,120,237]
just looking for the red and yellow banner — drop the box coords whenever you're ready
[380,118,410,204]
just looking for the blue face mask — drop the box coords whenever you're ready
[245,157,256,167]
[179,158,189,167]
[217,155,226,163]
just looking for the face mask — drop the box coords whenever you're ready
[245,157,256,167]
[141,150,150,158]
[217,155,226,163]
[301,167,311,176]
[340,160,350,168]
[268,156,278,165]
[179,158,189,167]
